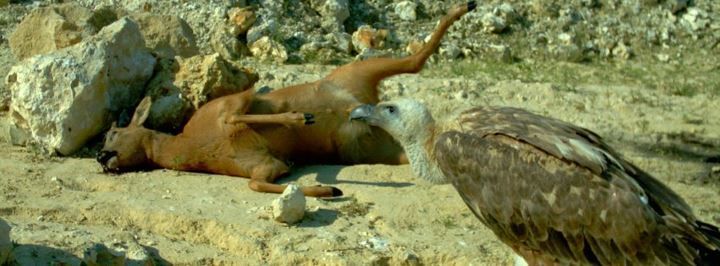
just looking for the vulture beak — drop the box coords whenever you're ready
[349,104,376,123]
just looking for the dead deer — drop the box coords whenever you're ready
[97,2,477,197]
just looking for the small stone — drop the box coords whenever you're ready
[489,44,513,63]
[351,25,388,53]
[82,243,126,266]
[711,166,720,173]
[557,33,574,45]
[272,184,306,224]
[311,0,350,32]
[612,43,632,60]
[405,39,424,55]
[481,13,506,34]
[0,218,11,265]
[250,36,289,63]
[440,44,461,60]
[551,44,584,63]
[228,7,256,35]
[394,1,417,21]
[325,32,353,54]
[395,250,420,266]
[656,53,670,62]
[494,3,518,24]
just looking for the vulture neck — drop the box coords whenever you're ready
[401,122,447,184]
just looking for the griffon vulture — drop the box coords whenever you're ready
[350,98,720,265]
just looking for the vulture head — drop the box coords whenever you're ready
[351,98,447,184]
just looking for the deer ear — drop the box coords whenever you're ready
[129,96,152,127]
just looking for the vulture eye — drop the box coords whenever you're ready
[385,105,396,114]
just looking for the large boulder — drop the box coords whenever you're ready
[9,3,117,60]
[129,12,200,58]
[0,218,10,265]
[144,53,258,133]
[6,18,156,155]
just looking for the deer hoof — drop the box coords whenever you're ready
[304,113,315,125]
[467,1,477,11]
[331,187,343,197]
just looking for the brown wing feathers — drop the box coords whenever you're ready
[435,106,720,265]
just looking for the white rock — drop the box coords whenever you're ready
[439,43,461,60]
[490,44,513,63]
[395,1,418,21]
[6,18,156,155]
[246,17,279,45]
[272,184,306,224]
[557,33,574,45]
[612,43,632,60]
[311,0,350,31]
[0,218,10,265]
[656,53,670,62]
[481,13,506,34]
[325,32,353,54]
[250,36,288,63]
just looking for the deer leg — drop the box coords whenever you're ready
[324,1,477,103]
[246,156,343,197]
[226,112,315,127]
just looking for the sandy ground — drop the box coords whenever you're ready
[1,61,719,265]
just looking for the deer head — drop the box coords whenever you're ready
[97,97,156,173]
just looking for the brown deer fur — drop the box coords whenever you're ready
[97,2,477,197]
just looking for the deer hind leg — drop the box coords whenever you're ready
[324,1,477,103]
[246,155,343,197]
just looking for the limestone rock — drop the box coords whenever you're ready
[0,218,10,265]
[144,54,258,132]
[228,7,256,35]
[493,3,518,24]
[325,32,353,54]
[352,25,388,53]
[310,0,350,32]
[250,36,288,63]
[612,42,632,60]
[681,8,709,32]
[395,1,418,21]
[130,12,200,58]
[0,116,29,146]
[489,44,513,63]
[405,39,424,55]
[246,16,279,45]
[550,44,584,62]
[9,3,117,60]
[6,18,155,155]
[440,43,461,60]
[82,243,126,266]
[211,25,251,60]
[481,13,506,34]
[272,184,306,224]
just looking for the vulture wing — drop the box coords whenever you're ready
[434,106,720,265]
